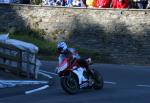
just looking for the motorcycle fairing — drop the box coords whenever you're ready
[73,67,87,84]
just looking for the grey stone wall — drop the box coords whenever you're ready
[0,4,150,65]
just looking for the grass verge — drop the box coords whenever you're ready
[9,34,110,63]
[10,34,58,60]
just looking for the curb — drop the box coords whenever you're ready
[0,70,53,89]
[0,80,49,89]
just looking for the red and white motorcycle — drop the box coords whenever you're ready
[56,58,103,94]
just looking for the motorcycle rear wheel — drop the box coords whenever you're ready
[60,72,79,94]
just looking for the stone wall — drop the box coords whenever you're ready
[0,4,150,65]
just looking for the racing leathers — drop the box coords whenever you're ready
[58,48,90,74]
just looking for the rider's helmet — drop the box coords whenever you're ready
[57,41,68,54]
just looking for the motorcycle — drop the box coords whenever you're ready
[56,58,103,94]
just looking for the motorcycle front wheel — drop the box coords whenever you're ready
[91,69,104,90]
[60,72,79,94]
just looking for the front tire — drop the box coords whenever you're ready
[60,72,79,94]
[92,69,103,90]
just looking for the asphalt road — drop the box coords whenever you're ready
[0,61,150,103]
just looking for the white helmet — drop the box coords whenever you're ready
[57,41,67,53]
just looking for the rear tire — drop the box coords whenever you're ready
[92,69,103,90]
[60,72,79,94]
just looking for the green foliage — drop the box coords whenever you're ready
[9,33,109,63]
[77,48,111,63]
[9,34,57,60]
[8,27,46,40]
[31,0,42,5]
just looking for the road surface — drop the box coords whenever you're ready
[0,61,150,103]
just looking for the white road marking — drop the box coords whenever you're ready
[39,70,58,76]
[0,80,48,84]
[0,80,48,88]
[136,85,150,88]
[104,81,117,85]
[0,82,16,88]
[40,70,117,85]
[0,71,52,89]
[25,85,49,94]
[38,71,53,79]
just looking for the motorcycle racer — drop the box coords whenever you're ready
[56,41,103,94]
[57,41,90,71]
